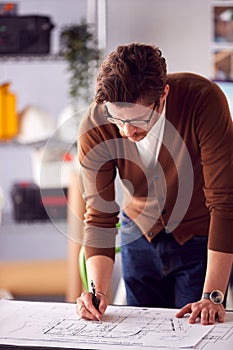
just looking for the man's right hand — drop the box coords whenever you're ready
[76,291,108,321]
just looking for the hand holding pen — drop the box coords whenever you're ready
[76,280,107,320]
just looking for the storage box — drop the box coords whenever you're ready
[11,182,48,222]
[40,187,68,220]
[11,182,68,222]
[0,15,54,54]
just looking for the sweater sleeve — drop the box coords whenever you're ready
[77,104,120,261]
[195,82,233,253]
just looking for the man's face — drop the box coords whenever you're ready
[105,101,160,142]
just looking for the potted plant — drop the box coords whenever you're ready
[60,19,102,109]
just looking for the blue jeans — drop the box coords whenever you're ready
[120,211,208,308]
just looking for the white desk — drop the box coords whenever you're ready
[0,299,232,350]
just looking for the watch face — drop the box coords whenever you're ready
[210,290,224,304]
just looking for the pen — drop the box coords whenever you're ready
[91,280,100,311]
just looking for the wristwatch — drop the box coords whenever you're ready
[202,290,224,304]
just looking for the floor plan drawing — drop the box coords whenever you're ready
[42,308,196,345]
[195,312,233,350]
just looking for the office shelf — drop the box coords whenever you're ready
[0,54,64,62]
[0,212,68,262]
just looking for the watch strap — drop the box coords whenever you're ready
[202,292,211,300]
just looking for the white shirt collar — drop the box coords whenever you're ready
[136,101,166,168]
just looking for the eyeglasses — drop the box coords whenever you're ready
[104,101,158,128]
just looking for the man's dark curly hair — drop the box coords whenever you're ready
[95,43,167,105]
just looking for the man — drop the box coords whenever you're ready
[76,43,233,324]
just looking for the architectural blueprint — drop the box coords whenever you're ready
[0,299,232,349]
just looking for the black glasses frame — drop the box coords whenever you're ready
[104,101,158,127]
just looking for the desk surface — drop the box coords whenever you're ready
[0,299,233,350]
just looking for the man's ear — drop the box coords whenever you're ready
[161,84,170,100]
[158,84,169,110]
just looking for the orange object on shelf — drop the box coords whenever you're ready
[0,82,18,140]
